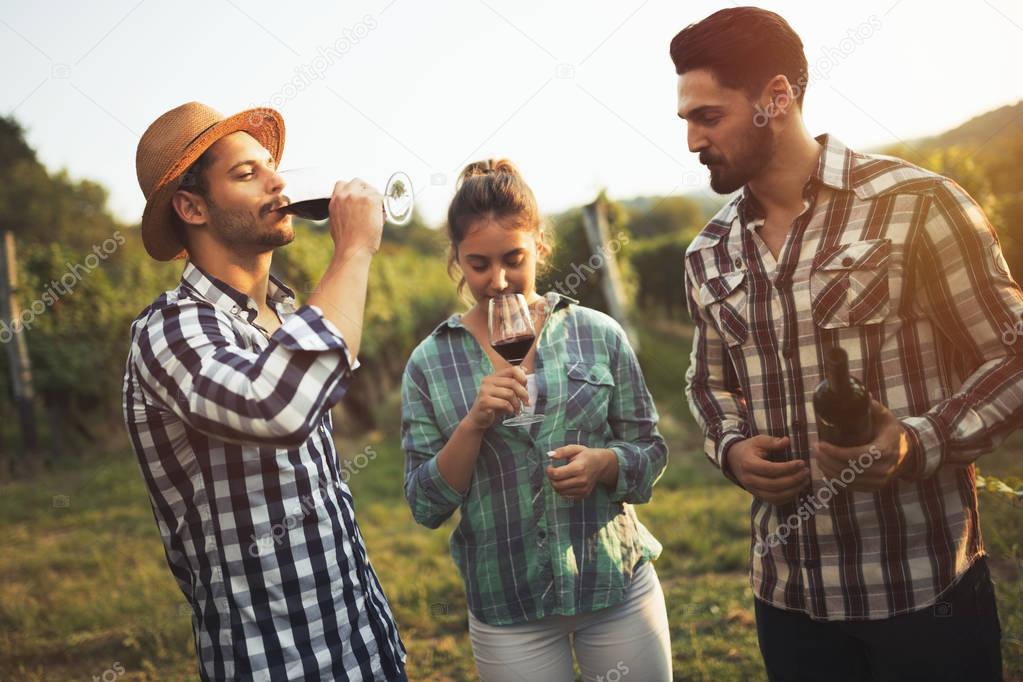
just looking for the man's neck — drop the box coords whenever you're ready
[191,248,275,312]
[747,123,822,216]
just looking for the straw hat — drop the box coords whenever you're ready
[135,102,285,261]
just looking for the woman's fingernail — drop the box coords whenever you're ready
[547,450,557,458]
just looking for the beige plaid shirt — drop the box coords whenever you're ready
[685,135,1023,620]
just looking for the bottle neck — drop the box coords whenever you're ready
[825,350,851,395]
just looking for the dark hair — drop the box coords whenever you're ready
[172,148,215,251]
[669,7,808,107]
[446,159,550,296]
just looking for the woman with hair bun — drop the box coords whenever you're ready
[400,159,672,681]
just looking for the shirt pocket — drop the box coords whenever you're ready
[698,270,749,347]
[564,361,616,432]
[810,239,891,329]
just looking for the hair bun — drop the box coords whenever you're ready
[457,158,521,186]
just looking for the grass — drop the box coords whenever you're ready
[1,319,1021,680]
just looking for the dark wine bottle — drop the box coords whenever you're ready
[813,347,873,447]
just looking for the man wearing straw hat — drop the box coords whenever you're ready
[123,102,407,681]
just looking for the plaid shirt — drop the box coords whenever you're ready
[401,293,667,625]
[122,262,406,681]
[685,134,1023,621]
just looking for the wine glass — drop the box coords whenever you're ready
[488,293,545,427]
[271,167,414,225]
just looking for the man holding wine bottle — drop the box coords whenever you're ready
[675,8,1020,681]
[123,102,407,681]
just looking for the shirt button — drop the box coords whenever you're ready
[841,256,854,267]
[537,530,547,541]
[230,306,240,314]
[734,257,743,269]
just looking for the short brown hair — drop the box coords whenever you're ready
[446,159,550,295]
[670,7,808,107]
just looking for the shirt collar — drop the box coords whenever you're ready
[735,133,854,226]
[431,291,578,337]
[181,260,296,323]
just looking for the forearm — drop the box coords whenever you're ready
[307,247,374,359]
[434,418,487,494]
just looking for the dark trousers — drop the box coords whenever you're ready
[754,557,1003,682]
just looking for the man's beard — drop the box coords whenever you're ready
[702,122,775,194]
[207,200,294,250]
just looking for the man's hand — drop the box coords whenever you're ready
[327,178,384,257]
[813,399,911,492]
[546,446,618,500]
[727,435,809,505]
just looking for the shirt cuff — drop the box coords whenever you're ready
[716,430,749,487]
[899,414,947,479]
[608,446,632,502]
[273,304,360,371]
[421,456,469,507]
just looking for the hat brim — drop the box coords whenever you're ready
[140,108,286,261]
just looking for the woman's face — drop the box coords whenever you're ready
[456,215,541,306]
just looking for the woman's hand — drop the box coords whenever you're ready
[465,366,530,432]
[545,446,619,500]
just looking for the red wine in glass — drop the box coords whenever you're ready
[493,336,534,365]
[488,293,544,427]
[271,168,414,225]
[277,198,330,221]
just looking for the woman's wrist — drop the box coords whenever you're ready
[596,448,620,487]
[458,414,489,438]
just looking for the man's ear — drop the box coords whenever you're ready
[759,74,798,120]
[171,190,207,226]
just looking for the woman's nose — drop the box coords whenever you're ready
[491,269,508,292]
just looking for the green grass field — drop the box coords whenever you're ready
[1,320,1021,680]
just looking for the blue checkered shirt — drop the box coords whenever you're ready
[122,261,406,681]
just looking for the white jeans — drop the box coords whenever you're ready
[467,562,672,682]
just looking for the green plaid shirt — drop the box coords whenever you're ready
[401,292,667,625]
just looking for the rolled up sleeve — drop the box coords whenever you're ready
[604,322,668,504]
[133,301,354,448]
[401,354,467,528]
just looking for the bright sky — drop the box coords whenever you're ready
[2,0,1021,227]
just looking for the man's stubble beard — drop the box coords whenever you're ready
[707,121,776,195]
[207,202,295,250]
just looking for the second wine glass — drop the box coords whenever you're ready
[272,167,414,225]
